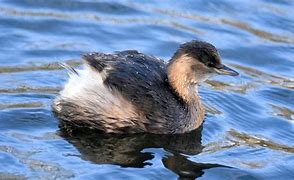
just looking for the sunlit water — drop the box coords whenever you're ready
[0,0,294,179]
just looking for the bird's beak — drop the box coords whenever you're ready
[214,64,239,76]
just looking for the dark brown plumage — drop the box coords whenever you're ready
[53,40,238,134]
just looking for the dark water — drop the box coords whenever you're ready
[0,0,294,179]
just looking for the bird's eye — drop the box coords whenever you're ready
[207,62,214,67]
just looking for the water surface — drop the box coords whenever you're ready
[0,0,294,179]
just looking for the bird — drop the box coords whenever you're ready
[53,40,238,134]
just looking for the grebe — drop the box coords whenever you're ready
[53,40,238,134]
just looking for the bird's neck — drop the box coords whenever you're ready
[167,57,198,103]
[167,58,205,132]
[185,93,205,131]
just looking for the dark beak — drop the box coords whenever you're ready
[214,64,239,76]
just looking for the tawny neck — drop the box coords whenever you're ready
[167,57,205,132]
[167,56,198,103]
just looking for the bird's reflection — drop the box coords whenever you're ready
[60,126,226,179]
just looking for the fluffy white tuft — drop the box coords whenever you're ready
[57,64,138,121]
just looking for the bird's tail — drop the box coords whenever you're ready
[59,62,78,76]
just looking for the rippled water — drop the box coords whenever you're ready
[0,0,294,179]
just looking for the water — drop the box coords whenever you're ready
[0,0,294,179]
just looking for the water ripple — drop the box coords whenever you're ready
[0,0,293,179]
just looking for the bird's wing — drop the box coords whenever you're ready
[82,50,179,117]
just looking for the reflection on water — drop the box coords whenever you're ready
[61,127,239,179]
[270,104,294,121]
[162,154,229,179]
[60,128,204,168]
[0,0,294,179]
[0,59,81,73]
[149,6,294,44]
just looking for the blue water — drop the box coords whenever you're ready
[0,0,294,179]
